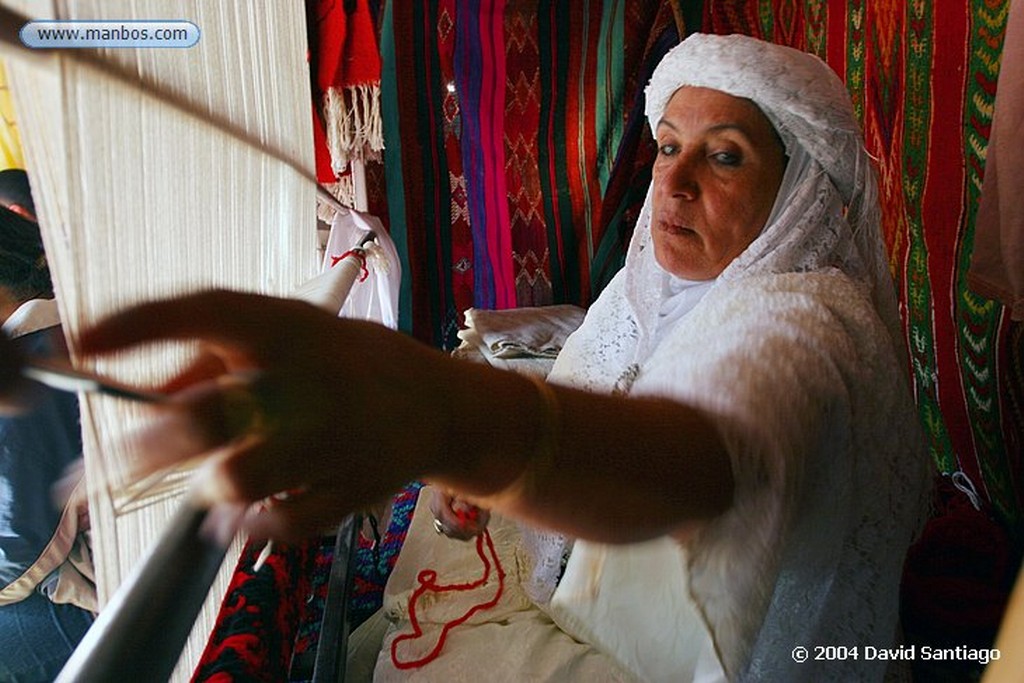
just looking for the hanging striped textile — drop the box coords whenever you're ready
[379,0,680,348]
[6,1,318,680]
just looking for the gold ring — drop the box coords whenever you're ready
[218,374,273,439]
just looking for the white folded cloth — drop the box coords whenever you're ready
[452,304,586,378]
[460,305,586,359]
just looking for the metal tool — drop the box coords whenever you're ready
[22,358,168,403]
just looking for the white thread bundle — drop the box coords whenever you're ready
[324,82,384,170]
[6,1,318,679]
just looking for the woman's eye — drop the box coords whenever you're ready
[657,143,678,156]
[711,151,741,166]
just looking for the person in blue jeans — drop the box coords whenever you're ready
[0,171,94,682]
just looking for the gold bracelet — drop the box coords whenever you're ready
[493,373,560,507]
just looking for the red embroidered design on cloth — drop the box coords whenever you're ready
[390,529,506,669]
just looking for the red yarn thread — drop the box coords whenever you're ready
[331,249,369,282]
[390,529,505,669]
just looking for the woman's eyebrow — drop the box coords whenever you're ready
[655,119,751,138]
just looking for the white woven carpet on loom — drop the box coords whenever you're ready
[5,1,319,679]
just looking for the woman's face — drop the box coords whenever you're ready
[650,86,786,280]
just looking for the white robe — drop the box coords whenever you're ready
[370,269,927,682]
[548,268,928,681]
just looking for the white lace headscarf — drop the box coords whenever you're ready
[628,32,902,355]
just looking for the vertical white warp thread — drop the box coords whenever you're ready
[6,1,319,679]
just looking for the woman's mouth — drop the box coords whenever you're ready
[659,220,696,236]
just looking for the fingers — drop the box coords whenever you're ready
[431,505,476,541]
[123,407,223,481]
[428,490,454,519]
[198,501,250,547]
[430,490,490,540]
[121,376,281,486]
[118,381,241,480]
[78,289,309,361]
[242,491,360,543]
[72,289,434,544]
[116,356,357,521]
[451,499,490,539]
[189,439,308,508]
[161,352,229,393]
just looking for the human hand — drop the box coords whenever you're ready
[79,289,453,542]
[429,489,490,541]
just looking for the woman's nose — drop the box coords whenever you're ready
[661,154,699,200]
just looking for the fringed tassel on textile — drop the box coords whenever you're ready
[324,83,383,173]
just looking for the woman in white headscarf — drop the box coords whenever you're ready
[362,33,929,682]
[526,33,930,681]
[3,33,930,682]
